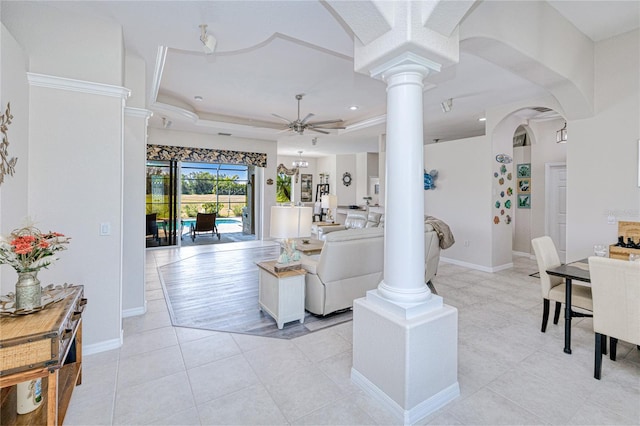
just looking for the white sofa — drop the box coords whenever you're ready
[315,211,383,240]
[303,223,442,316]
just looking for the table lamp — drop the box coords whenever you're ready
[321,194,338,223]
[270,205,312,270]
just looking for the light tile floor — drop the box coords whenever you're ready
[65,242,640,425]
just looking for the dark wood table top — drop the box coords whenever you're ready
[546,258,591,283]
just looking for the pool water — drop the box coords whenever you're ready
[180,217,241,234]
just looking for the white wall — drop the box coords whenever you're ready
[0,24,30,294]
[122,108,150,316]
[567,30,640,260]
[336,154,357,206]
[3,11,128,352]
[28,82,126,351]
[424,136,493,269]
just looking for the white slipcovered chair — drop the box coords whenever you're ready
[531,236,593,332]
[588,256,640,380]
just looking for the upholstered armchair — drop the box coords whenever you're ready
[302,227,384,315]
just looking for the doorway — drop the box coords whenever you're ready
[146,160,255,248]
[545,163,567,263]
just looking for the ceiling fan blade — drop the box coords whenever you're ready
[307,127,330,134]
[300,113,315,125]
[272,113,292,124]
[308,119,343,126]
[312,125,346,130]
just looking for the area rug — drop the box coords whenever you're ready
[158,245,352,339]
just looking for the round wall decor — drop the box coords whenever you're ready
[342,172,352,186]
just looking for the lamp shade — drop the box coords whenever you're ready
[321,194,337,210]
[270,206,312,239]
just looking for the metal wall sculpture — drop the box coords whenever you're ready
[0,103,18,186]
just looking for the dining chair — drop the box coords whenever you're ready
[531,236,593,332]
[588,256,640,379]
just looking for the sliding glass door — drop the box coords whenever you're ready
[146,160,179,247]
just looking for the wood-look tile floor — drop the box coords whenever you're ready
[159,244,352,339]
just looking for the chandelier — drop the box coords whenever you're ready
[292,151,308,168]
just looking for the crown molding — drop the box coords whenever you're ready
[124,107,153,119]
[27,73,130,99]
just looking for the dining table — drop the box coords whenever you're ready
[546,258,591,354]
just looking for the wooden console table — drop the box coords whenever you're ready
[0,286,86,425]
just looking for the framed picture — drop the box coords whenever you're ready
[517,178,530,193]
[300,174,312,202]
[517,194,531,209]
[517,163,531,178]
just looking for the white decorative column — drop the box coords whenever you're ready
[351,53,459,425]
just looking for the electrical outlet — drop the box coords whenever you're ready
[607,215,616,225]
[464,240,470,247]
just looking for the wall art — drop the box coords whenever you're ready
[517,178,530,193]
[0,103,18,186]
[516,163,531,178]
[518,194,531,209]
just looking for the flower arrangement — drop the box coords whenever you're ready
[0,225,70,273]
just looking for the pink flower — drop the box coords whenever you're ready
[14,243,33,255]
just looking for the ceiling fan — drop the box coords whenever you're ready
[272,94,345,135]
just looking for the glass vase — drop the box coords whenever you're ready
[15,271,42,310]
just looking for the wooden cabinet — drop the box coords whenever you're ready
[257,261,306,329]
[0,286,86,425]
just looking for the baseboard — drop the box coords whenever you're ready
[122,300,147,318]
[83,332,123,356]
[513,250,534,259]
[351,367,459,425]
[440,257,513,273]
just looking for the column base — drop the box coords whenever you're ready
[351,293,459,425]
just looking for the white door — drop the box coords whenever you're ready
[546,163,567,263]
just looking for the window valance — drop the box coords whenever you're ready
[146,144,267,167]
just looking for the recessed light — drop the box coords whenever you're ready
[478,117,486,122]
[349,105,359,111]
[194,95,203,101]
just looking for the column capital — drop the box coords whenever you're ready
[370,51,441,82]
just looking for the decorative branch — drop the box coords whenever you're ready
[0,103,18,186]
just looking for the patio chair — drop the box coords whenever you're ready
[146,213,159,243]
[190,212,220,241]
